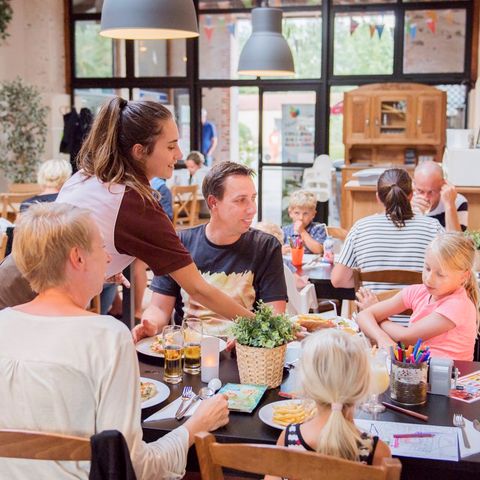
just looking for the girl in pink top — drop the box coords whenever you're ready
[357,233,479,361]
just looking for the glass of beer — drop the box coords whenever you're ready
[163,325,184,384]
[183,319,202,375]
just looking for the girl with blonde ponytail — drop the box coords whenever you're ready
[357,232,479,361]
[266,330,390,480]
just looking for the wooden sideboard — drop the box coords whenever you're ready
[342,180,480,231]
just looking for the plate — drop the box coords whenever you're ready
[140,377,170,409]
[258,399,310,430]
[136,335,227,359]
[290,314,359,335]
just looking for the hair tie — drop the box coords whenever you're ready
[331,403,343,412]
[119,99,128,110]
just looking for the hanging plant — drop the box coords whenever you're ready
[0,77,49,183]
[0,0,13,43]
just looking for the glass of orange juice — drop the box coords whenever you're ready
[363,348,389,415]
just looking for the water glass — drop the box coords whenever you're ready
[183,318,203,375]
[163,325,184,384]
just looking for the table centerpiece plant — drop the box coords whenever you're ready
[464,230,480,271]
[231,302,299,389]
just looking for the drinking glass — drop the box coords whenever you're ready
[291,247,304,266]
[163,325,184,384]
[363,349,389,415]
[183,318,203,375]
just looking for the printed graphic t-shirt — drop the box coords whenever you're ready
[151,226,287,336]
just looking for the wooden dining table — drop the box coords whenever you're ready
[140,351,480,480]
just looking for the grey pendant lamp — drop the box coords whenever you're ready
[100,0,199,40]
[238,7,294,77]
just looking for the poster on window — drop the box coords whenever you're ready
[281,104,315,163]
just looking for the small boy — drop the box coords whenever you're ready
[282,190,326,254]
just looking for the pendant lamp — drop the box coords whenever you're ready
[100,0,199,40]
[238,7,295,77]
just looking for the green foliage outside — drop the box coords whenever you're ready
[231,302,298,349]
[75,22,113,78]
[465,230,480,250]
[0,78,49,183]
[238,122,257,168]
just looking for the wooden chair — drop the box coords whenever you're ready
[8,183,42,194]
[1,193,36,222]
[171,185,199,228]
[326,226,348,241]
[0,233,6,260]
[195,432,401,480]
[0,429,90,461]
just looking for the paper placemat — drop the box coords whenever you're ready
[144,396,201,422]
[459,418,480,459]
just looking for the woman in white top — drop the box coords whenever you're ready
[331,168,444,299]
[0,203,229,479]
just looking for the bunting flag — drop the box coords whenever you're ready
[204,25,214,41]
[217,16,226,31]
[445,9,454,25]
[350,18,359,35]
[426,18,436,34]
[205,15,212,27]
[410,23,417,40]
[375,24,385,39]
[426,10,438,23]
[369,24,376,38]
[227,22,236,37]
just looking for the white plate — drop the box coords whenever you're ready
[140,377,170,409]
[136,336,227,359]
[258,399,307,430]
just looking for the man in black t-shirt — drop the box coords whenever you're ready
[133,162,287,339]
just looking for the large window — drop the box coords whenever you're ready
[68,0,475,220]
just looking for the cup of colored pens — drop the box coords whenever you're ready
[389,340,429,406]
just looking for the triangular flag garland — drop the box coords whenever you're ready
[369,24,376,38]
[350,19,359,35]
[410,23,417,40]
[376,24,385,39]
[426,18,436,34]
[204,25,214,41]
[227,22,235,37]
[205,15,212,27]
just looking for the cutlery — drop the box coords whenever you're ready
[453,413,471,449]
[176,387,214,420]
[174,386,193,418]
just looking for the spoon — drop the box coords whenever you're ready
[176,387,214,420]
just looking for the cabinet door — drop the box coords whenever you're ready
[345,95,371,142]
[416,95,442,142]
[372,95,412,140]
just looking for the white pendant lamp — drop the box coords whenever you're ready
[238,7,295,77]
[100,0,199,40]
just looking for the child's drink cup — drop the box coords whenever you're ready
[291,247,304,266]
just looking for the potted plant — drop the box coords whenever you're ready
[231,302,298,389]
[465,230,480,271]
[0,77,49,184]
[0,0,13,43]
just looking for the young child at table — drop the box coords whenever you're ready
[282,190,326,255]
[357,232,479,361]
[266,329,391,480]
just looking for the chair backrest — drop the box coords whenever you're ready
[326,226,348,241]
[195,432,401,480]
[0,233,6,260]
[0,429,90,461]
[8,183,42,194]
[1,193,35,222]
[171,185,198,227]
[283,264,317,315]
[353,269,423,292]
[303,155,333,202]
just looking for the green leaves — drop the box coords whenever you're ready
[231,302,298,349]
[0,77,49,183]
[465,230,480,250]
[0,0,13,43]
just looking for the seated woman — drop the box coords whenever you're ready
[357,233,479,361]
[331,168,444,305]
[19,159,72,212]
[0,203,229,479]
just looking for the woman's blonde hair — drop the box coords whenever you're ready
[427,232,480,332]
[77,96,173,205]
[13,203,94,293]
[37,159,72,190]
[288,190,317,211]
[255,222,283,244]
[298,329,371,461]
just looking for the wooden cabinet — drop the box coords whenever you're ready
[343,83,446,164]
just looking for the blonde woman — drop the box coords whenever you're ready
[0,203,229,479]
[0,97,253,331]
[19,159,72,212]
[266,329,390,480]
[357,233,479,360]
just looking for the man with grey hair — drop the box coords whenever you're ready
[411,161,467,232]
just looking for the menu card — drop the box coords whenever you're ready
[218,383,267,413]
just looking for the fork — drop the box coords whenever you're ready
[175,386,193,419]
[453,413,471,448]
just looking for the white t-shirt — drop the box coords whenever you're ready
[0,309,189,479]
